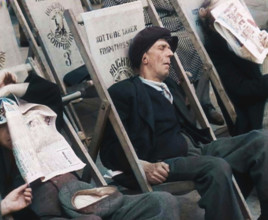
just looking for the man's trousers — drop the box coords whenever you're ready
[164,129,268,220]
[31,173,180,220]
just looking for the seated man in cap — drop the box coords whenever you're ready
[103,0,225,126]
[0,72,179,220]
[100,26,268,220]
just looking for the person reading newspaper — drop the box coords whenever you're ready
[100,26,268,220]
[0,71,180,220]
[0,71,64,220]
[199,0,268,135]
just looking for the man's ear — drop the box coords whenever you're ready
[142,54,148,64]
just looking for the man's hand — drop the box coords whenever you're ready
[140,160,170,185]
[1,184,32,216]
[260,30,268,48]
[0,72,17,88]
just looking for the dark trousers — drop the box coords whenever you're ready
[31,173,180,220]
[106,192,180,220]
[48,192,180,220]
[164,130,268,220]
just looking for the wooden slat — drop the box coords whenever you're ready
[63,114,107,186]
[170,0,237,124]
[65,8,152,192]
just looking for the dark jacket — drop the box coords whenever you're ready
[100,76,212,173]
[205,32,268,135]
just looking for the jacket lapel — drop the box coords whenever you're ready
[132,76,195,131]
[165,78,196,125]
[132,77,155,132]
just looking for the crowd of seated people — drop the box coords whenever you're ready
[2,0,268,219]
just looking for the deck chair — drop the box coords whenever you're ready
[11,0,94,144]
[167,0,237,129]
[64,1,252,219]
[0,3,106,187]
[170,0,268,133]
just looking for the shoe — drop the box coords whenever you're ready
[202,104,224,126]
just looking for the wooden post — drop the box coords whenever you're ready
[65,9,152,192]
[170,0,237,124]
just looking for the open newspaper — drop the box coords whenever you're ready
[211,0,268,64]
[0,97,85,183]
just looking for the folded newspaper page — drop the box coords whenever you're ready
[211,0,268,64]
[1,97,85,183]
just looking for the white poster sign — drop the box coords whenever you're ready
[82,1,145,88]
[25,0,85,81]
[0,5,25,71]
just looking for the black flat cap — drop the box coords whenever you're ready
[128,26,178,69]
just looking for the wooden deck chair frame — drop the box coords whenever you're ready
[11,0,92,145]
[10,0,83,140]
[169,0,237,126]
[0,57,107,187]
[80,0,93,11]
[64,1,252,219]
[1,2,105,187]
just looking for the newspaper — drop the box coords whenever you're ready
[211,0,268,64]
[1,98,85,183]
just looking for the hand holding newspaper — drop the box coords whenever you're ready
[1,97,85,183]
[211,0,268,64]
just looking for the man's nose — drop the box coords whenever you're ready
[167,48,174,57]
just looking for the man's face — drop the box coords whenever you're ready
[142,39,174,82]
[0,124,12,150]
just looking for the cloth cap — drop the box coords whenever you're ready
[128,26,178,69]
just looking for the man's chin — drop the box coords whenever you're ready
[164,71,170,78]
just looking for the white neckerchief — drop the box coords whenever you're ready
[139,76,173,104]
